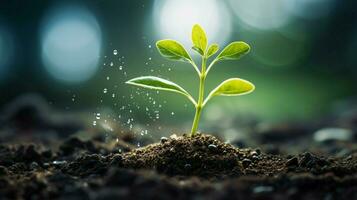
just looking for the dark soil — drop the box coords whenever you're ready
[0,134,356,200]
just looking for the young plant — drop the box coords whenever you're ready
[126,24,255,136]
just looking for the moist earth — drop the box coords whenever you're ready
[0,134,356,200]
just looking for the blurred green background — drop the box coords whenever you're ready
[0,0,356,133]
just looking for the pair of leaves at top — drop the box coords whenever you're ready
[127,24,254,107]
[157,24,250,62]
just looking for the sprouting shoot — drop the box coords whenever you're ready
[126,24,255,136]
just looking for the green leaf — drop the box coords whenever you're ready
[126,76,197,105]
[156,40,192,62]
[126,76,189,95]
[207,44,219,58]
[217,42,250,61]
[204,78,255,105]
[192,46,204,56]
[192,24,207,53]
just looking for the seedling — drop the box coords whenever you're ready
[126,24,255,136]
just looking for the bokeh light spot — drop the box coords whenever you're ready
[153,0,232,48]
[229,0,291,30]
[41,6,102,83]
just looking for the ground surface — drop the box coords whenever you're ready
[0,134,356,200]
[0,95,356,199]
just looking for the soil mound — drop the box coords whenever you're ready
[121,133,243,178]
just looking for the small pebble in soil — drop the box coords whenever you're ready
[299,152,314,167]
[250,151,258,156]
[286,157,299,167]
[208,144,217,151]
[253,186,274,194]
[52,160,67,166]
[160,137,168,143]
[242,158,252,168]
[252,155,259,160]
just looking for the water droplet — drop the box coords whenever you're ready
[106,76,110,80]
[103,88,108,93]
[148,45,152,48]
[112,93,115,98]
[110,62,114,67]
[96,113,101,119]
[93,121,97,126]
[119,66,123,70]
[113,49,118,55]
[148,57,152,61]
[171,112,175,115]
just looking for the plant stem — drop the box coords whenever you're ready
[190,57,207,136]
